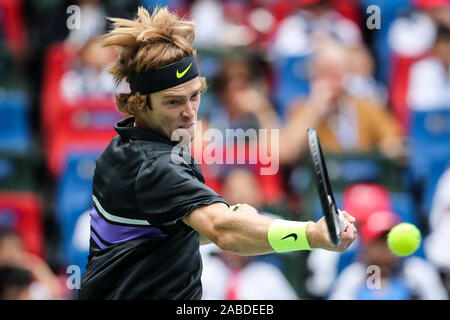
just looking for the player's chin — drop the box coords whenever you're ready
[171,127,195,143]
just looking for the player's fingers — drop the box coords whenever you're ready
[342,223,357,240]
[339,210,356,223]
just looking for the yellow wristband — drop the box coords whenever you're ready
[268,219,313,252]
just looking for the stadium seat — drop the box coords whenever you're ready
[388,53,426,131]
[0,191,43,257]
[409,110,450,178]
[0,90,31,152]
[0,0,27,57]
[40,44,119,178]
[272,55,310,119]
[0,151,34,191]
[409,110,450,213]
[46,97,121,177]
[422,158,450,215]
[56,150,101,271]
[0,44,25,90]
[40,42,77,141]
[390,192,416,225]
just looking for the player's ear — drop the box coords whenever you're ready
[146,94,153,110]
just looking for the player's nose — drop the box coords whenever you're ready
[181,101,196,118]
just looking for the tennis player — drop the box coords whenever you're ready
[79,7,357,300]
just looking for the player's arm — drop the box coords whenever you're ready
[199,233,212,245]
[183,202,357,255]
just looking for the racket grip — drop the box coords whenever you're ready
[337,210,346,232]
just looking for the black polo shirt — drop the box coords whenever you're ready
[78,116,228,300]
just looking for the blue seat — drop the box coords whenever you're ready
[272,55,310,119]
[56,150,101,272]
[409,110,450,213]
[0,91,31,152]
[422,159,450,214]
[0,151,34,191]
[410,110,450,177]
[390,193,416,225]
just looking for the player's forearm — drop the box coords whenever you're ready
[185,203,355,255]
[212,210,275,255]
[184,203,275,254]
[199,234,212,245]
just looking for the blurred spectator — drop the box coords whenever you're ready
[344,44,388,106]
[387,0,444,59]
[424,167,450,295]
[358,0,413,84]
[37,0,138,48]
[306,183,392,298]
[60,35,119,104]
[387,0,449,127]
[269,0,372,115]
[220,168,263,208]
[0,228,65,299]
[65,0,108,49]
[201,168,297,300]
[279,40,403,164]
[271,0,362,58]
[329,210,447,300]
[191,0,226,48]
[0,0,27,60]
[201,245,298,300]
[210,52,280,133]
[407,23,450,111]
[0,266,32,300]
[190,0,282,49]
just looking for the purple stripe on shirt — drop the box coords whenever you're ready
[90,207,166,245]
[90,230,108,250]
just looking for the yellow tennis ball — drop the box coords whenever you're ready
[387,223,421,257]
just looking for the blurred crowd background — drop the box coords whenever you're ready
[0,0,449,300]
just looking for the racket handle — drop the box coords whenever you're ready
[337,210,346,233]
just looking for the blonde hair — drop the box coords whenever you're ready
[103,6,202,115]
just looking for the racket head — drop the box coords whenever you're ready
[307,128,341,246]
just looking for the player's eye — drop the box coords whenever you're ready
[191,92,200,100]
[167,99,180,106]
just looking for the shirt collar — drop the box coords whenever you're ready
[115,116,178,146]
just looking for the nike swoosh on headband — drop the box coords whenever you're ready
[176,63,192,78]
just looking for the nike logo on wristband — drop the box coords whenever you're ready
[281,233,298,241]
[176,63,192,78]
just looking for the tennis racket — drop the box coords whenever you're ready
[307,128,346,247]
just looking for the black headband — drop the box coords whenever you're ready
[128,55,200,94]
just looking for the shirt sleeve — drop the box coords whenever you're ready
[135,152,228,227]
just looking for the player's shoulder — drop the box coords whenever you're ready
[136,146,201,181]
[143,147,194,168]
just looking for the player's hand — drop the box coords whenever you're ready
[306,211,357,252]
